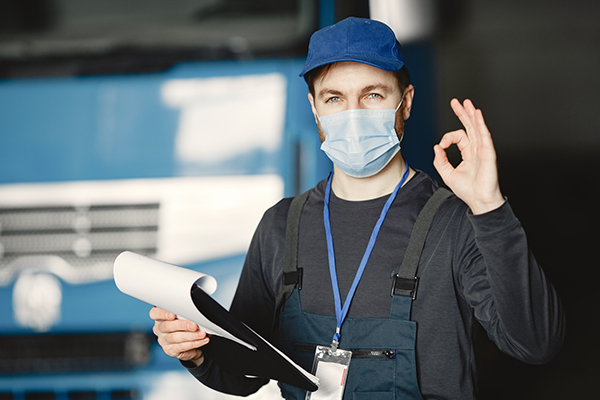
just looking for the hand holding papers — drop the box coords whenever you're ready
[113,251,254,350]
[113,251,319,391]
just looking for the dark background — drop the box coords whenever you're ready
[433,1,599,398]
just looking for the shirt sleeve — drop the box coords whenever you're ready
[458,200,566,364]
[183,357,269,396]
[183,197,291,394]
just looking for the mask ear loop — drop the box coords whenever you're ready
[395,89,407,113]
[395,100,403,112]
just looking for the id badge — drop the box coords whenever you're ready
[305,345,352,400]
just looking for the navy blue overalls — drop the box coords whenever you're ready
[273,178,452,399]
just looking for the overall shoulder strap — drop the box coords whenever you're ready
[271,189,310,337]
[392,187,453,299]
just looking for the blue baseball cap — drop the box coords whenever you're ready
[300,17,405,80]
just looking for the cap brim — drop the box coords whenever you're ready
[300,57,404,79]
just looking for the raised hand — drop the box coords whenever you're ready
[149,306,210,366]
[433,98,505,214]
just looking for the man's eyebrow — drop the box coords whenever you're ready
[317,88,344,99]
[360,84,394,94]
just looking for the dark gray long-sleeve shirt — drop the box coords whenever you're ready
[187,171,565,399]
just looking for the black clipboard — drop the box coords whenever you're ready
[190,284,318,392]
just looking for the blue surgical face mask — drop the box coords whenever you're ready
[318,100,403,178]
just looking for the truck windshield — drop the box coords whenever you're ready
[0,0,316,76]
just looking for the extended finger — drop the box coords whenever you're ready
[473,108,494,145]
[462,99,477,119]
[450,99,478,134]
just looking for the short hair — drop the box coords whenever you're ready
[305,64,411,97]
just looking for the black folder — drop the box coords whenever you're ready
[190,284,318,392]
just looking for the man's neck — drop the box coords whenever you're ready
[331,155,413,201]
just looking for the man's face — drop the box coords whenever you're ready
[308,62,413,142]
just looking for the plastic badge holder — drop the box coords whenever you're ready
[306,345,352,400]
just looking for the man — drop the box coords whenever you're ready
[150,17,565,399]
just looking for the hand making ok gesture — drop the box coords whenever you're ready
[433,98,505,215]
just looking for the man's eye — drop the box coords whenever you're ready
[326,97,339,103]
[368,93,382,99]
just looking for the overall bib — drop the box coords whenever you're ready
[278,287,422,399]
[273,178,451,399]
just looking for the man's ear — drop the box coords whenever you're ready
[308,93,319,124]
[401,84,415,121]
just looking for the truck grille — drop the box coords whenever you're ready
[0,203,159,273]
[0,332,152,375]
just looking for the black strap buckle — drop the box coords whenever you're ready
[391,274,419,300]
[282,268,303,290]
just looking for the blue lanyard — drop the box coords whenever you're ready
[324,162,410,347]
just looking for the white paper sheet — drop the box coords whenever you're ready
[113,251,256,350]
